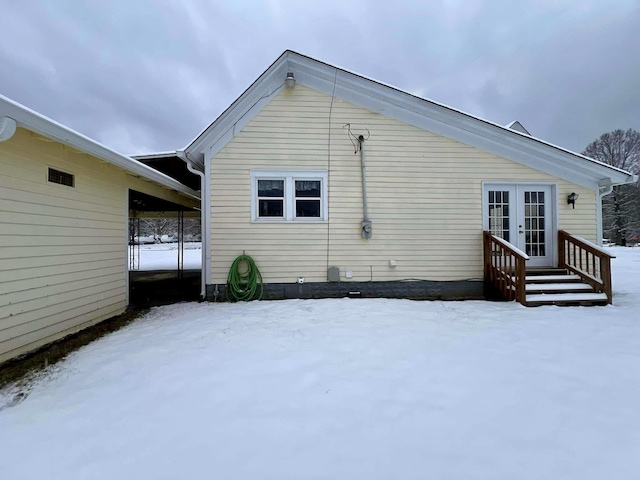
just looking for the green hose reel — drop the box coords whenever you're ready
[226,254,263,302]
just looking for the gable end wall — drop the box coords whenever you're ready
[208,86,596,285]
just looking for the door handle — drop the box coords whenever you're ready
[519,225,524,234]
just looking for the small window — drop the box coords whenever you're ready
[48,168,74,187]
[251,171,328,222]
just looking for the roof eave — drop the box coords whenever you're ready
[0,94,200,201]
[182,50,636,190]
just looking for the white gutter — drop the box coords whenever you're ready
[0,94,200,200]
[177,150,208,300]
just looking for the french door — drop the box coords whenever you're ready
[484,184,555,267]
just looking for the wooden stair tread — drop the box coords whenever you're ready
[526,292,608,303]
[525,283,593,292]
[524,274,582,282]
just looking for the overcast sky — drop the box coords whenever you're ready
[0,1,638,155]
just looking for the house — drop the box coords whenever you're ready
[166,50,636,305]
[0,95,199,364]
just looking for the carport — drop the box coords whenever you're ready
[128,191,201,307]
[128,153,203,307]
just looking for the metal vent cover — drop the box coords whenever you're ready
[48,168,74,187]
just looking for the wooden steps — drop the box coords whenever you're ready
[523,268,608,306]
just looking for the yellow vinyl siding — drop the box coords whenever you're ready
[210,86,598,284]
[0,128,197,363]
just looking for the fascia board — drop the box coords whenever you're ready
[0,95,200,201]
[201,80,286,160]
[293,53,634,177]
[295,61,629,189]
[188,51,635,190]
[186,57,290,166]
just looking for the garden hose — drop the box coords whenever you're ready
[226,254,264,301]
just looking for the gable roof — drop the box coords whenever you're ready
[505,120,531,135]
[182,50,637,190]
[0,94,199,200]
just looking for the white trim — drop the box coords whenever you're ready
[482,181,557,267]
[184,51,636,190]
[505,120,530,135]
[203,154,212,287]
[0,94,200,201]
[250,170,328,222]
[125,187,130,307]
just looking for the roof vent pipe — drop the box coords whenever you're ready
[285,72,296,88]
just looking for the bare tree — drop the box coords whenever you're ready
[141,218,178,241]
[583,129,640,245]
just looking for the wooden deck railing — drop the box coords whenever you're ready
[558,230,615,304]
[483,231,529,305]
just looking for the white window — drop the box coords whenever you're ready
[251,171,328,222]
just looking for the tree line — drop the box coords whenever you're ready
[583,129,640,245]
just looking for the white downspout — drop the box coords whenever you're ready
[597,184,614,246]
[178,150,208,300]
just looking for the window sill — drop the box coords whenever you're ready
[251,218,328,224]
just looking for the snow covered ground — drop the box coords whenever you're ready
[2,247,639,479]
[129,242,202,271]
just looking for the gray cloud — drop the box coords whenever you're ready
[0,0,638,154]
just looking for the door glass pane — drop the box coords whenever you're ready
[524,190,546,257]
[488,190,510,242]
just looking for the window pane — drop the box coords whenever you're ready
[258,179,284,197]
[296,199,320,218]
[259,199,283,217]
[295,180,321,198]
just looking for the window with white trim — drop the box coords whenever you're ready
[251,171,328,221]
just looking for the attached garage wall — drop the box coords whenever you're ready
[209,85,597,285]
[0,128,197,363]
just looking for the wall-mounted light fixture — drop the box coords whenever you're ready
[285,72,296,88]
[567,192,579,209]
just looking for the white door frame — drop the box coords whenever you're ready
[482,182,558,267]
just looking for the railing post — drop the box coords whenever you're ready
[601,256,613,304]
[558,231,566,269]
[483,231,491,286]
[516,257,527,305]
